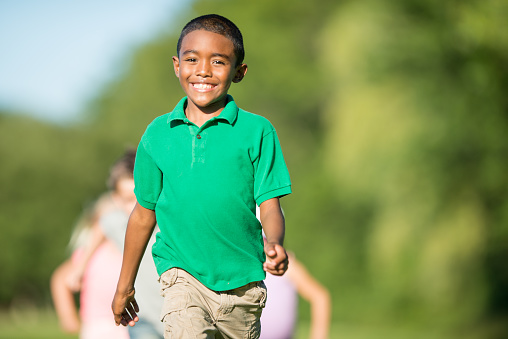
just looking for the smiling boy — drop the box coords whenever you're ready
[112,14,292,338]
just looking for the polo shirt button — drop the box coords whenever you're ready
[197,135,201,139]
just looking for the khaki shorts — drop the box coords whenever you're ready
[159,268,267,339]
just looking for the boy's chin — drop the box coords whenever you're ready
[189,96,228,111]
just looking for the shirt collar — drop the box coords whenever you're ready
[167,95,238,125]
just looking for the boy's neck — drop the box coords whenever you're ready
[184,98,227,127]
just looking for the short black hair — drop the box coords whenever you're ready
[177,14,245,65]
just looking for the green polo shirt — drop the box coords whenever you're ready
[134,95,292,291]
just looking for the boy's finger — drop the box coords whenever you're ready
[264,254,289,275]
[126,308,138,326]
[126,302,137,317]
[264,266,286,276]
[264,244,276,258]
[264,260,287,271]
[115,311,129,326]
[267,248,286,265]
[274,246,288,265]
[119,309,136,327]
[132,299,140,313]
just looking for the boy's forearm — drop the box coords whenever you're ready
[259,198,285,245]
[116,203,156,291]
[260,198,288,275]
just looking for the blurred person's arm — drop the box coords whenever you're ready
[65,222,106,291]
[112,203,156,326]
[287,256,331,339]
[260,197,288,276]
[50,260,80,334]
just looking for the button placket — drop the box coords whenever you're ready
[191,127,206,165]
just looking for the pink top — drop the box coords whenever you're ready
[72,241,129,339]
[260,272,298,339]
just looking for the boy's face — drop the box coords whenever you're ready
[173,29,247,113]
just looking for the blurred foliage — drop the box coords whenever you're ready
[320,0,508,335]
[1,0,507,337]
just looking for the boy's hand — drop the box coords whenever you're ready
[263,242,289,276]
[112,288,139,327]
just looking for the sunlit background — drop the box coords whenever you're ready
[1,0,507,338]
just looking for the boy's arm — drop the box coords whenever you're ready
[112,202,156,327]
[259,197,288,276]
[287,256,331,339]
[50,260,80,334]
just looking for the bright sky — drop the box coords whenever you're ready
[0,0,189,123]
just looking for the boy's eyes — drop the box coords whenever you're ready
[183,58,226,65]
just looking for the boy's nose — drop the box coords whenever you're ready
[196,61,212,77]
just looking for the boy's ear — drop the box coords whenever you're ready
[232,63,248,83]
[172,56,180,77]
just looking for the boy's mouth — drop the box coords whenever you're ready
[191,83,216,91]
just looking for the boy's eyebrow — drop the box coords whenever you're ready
[211,52,232,60]
[181,49,198,56]
[181,49,232,60]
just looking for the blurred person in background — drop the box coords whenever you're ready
[257,207,331,339]
[260,253,331,339]
[50,191,129,339]
[51,149,163,339]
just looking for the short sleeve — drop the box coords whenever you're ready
[134,140,162,210]
[253,129,292,206]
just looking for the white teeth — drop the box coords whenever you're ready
[193,83,214,89]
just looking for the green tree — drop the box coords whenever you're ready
[0,113,112,304]
[320,0,508,335]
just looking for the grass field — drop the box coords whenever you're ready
[0,307,77,339]
[0,308,327,339]
[0,306,502,339]
[0,307,344,339]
